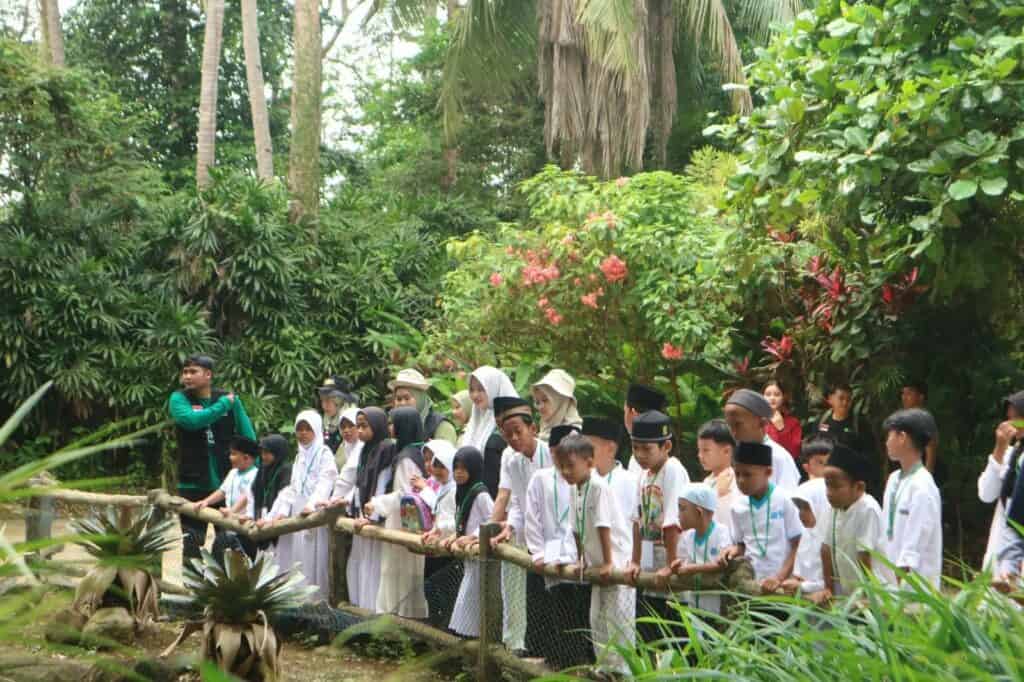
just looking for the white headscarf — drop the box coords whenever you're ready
[339,407,363,459]
[424,439,456,474]
[532,369,583,441]
[295,409,328,497]
[460,366,518,450]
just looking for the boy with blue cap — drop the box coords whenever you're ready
[671,483,732,615]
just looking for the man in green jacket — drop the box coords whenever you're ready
[168,354,256,560]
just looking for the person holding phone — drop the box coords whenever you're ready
[981,391,1024,573]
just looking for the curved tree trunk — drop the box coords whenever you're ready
[38,0,65,67]
[241,0,274,181]
[287,0,322,222]
[196,0,226,191]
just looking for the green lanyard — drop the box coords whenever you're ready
[831,507,841,590]
[552,469,569,525]
[692,522,716,609]
[576,480,591,542]
[605,465,615,485]
[748,485,774,558]
[887,463,922,540]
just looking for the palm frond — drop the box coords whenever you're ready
[677,0,752,113]
[733,0,807,44]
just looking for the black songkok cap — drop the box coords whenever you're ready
[734,441,772,467]
[630,410,672,443]
[826,444,872,483]
[493,396,532,424]
[184,354,214,370]
[626,383,667,413]
[582,416,621,443]
[550,424,582,448]
[230,436,260,459]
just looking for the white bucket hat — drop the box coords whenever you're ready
[388,368,431,392]
[532,368,576,400]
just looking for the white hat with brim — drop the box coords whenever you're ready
[388,368,431,392]
[532,368,577,400]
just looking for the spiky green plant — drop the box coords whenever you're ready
[69,506,177,623]
[164,548,316,681]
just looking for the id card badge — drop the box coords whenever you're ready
[544,538,563,563]
[641,540,655,571]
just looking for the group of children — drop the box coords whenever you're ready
[187,365,952,674]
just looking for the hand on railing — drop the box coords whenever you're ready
[489,522,512,548]
[655,565,674,589]
[300,505,316,517]
[352,518,370,531]
[669,558,695,577]
[624,561,641,585]
[422,528,441,546]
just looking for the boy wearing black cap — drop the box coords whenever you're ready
[879,408,942,588]
[817,445,883,600]
[624,383,667,475]
[583,416,639,521]
[724,389,801,491]
[721,442,803,594]
[625,410,689,642]
[489,396,551,656]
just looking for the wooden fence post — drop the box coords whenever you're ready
[25,492,56,559]
[326,510,347,606]
[477,522,501,681]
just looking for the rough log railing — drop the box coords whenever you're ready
[25,485,759,680]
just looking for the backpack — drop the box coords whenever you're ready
[400,493,434,532]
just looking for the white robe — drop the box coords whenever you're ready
[371,458,428,618]
[449,492,494,637]
[268,442,338,602]
[346,459,391,611]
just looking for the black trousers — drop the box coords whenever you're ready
[177,488,223,563]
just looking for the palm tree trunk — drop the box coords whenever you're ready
[196,0,226,191]
[287,0,322,222]
[440,0,460,192]
[241,0,274,180]
[38,0,65,67]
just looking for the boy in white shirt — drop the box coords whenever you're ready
[624,383,668,474]
[879,408,942,589]
[555,433,635,674]
[582,416,638,521]
[721,442,802,594]
[723,389,801,491]
[781,440,833,597]
[697,419,739,530]
[195,436,260,560]
[524,424,591,669]
[488,396,552,656]
[671,484,732,616]
[817,443,883,600]
[625,410,689,645]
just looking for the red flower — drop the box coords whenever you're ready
[600,255,628,283]
[733,356,751,376]
[489,272,503,287]
[581,292,600,309]
[661,343,684,361]
[545,307,563,326]
[761,335,795,362]
[537,297,549,308]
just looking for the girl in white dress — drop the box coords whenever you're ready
[347,407,393,611]
[445,446,494,637]
[263,410,338,602]
[365,406,428,617]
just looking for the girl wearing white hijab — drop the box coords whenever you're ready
[531,369,583,442]
[460,366,519,497]
[265,410,338,602]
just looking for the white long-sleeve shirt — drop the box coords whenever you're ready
[763,435,801,492]
[498,440,552,543]
[880,464,942,588]
[978,453,1010,570]
[524,467,577,588]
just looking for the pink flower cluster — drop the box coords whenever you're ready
[600,255,628,283]
[522,264,561,286]
[580,286,605,309]
[489,272,503,287]
[545,307,563,326]
[661,343,684,361]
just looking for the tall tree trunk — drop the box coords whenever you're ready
[440,0,459,192]
[38,0,65,66]
[287,0,322,222]
[160,0,192,166]
[196,0,226,191]
[241,0,274,180]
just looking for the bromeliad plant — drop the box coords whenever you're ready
[164,549,316,682]
[70,506,177,623]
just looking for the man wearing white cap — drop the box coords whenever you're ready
[672,484,732,616]
[390,368,458,444]
[724,389,801,491]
